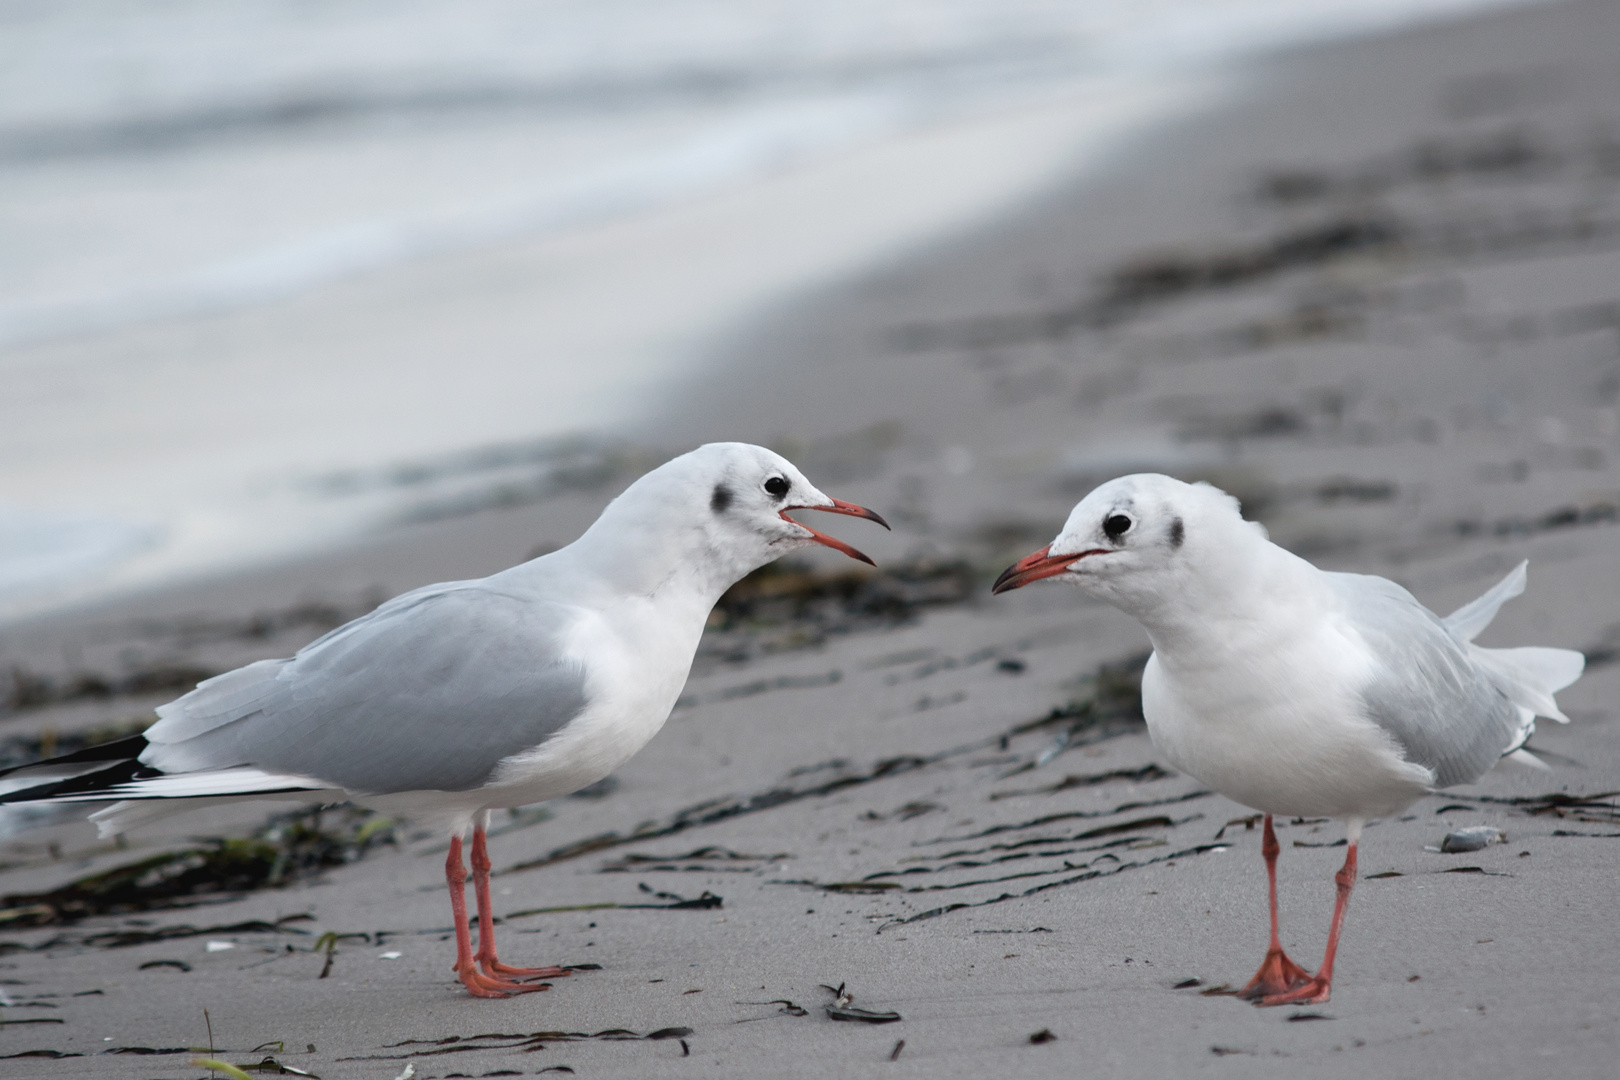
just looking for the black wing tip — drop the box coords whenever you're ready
[0,733,150,779]
[0,735,154,804]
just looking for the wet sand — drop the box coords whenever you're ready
[3,0,1620,1076]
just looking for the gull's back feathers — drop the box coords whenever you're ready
[143,581,590,795]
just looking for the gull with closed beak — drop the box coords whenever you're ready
[0,443,888,998]
[993,474,1582,1005]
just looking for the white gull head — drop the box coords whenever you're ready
[993,473,1276,630]
[569,441,886,604]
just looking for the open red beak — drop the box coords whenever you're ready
[781,498,890,566]
[991,544,1100,594]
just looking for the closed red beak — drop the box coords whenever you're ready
[992,545,1095,593]
[782,498,890,566]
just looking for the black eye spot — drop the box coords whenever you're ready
[1169,516,1185,549]
[763,476,790,499]
[710,484,733,513]
[1103,513,1132,541]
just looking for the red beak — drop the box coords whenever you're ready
[992,544,1102,594]
[781,498,890,566]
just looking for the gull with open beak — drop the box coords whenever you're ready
[993,473,1582,1005]
[0,443,888,998]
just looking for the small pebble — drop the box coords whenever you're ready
[1441,826,1504,853]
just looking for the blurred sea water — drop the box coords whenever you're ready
[0,0,1543,615]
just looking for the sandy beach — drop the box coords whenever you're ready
[3,0,1620,1076]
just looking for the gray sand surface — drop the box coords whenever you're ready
[3,1,1620,1076]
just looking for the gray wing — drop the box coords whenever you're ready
[1329,572,1521,789]
[142,583,589,794]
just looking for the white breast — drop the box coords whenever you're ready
[1141,614,1433,820]
[481,593,705,808]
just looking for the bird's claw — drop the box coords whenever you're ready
[457,964,552,997]
[479,958,570,980]
[1239,946,1313,1001]
[1256,974,1331,1007]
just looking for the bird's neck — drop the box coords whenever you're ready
[1131,541,1328,664]
[520,509,751,615]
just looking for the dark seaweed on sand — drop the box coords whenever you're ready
[706,557,978,635]
[888,215,1402,352]
[622,884,723,909]
[691,556,986,667]
[821,982,901,1024]
[734,999,810,1022]
[988,763,1173,800]
[0,805,394,928]
[341,1027,693,1061]
[1441,790,1620,825]
[599,846,792,873]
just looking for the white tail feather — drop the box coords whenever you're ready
[1471,645,1585,724]
[1443,561,1526,642]
[49,767,328,806]
[1442,562,1585,738]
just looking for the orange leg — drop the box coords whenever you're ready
[1240,814,1312,1000]
[470,823,570,981]
[1260,825,1360,1007]
[445,834,545,997]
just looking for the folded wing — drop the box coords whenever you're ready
[142,582,591,795]
[1335,572,1527,788]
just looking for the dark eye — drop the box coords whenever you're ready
[763,476,790,498]
[1103,513,1132,541]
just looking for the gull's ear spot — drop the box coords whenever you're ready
[710,484,733,513]
[1170,516,1184,549]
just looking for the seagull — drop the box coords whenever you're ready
[992,474,1583,1005]
[0,443,888,998]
